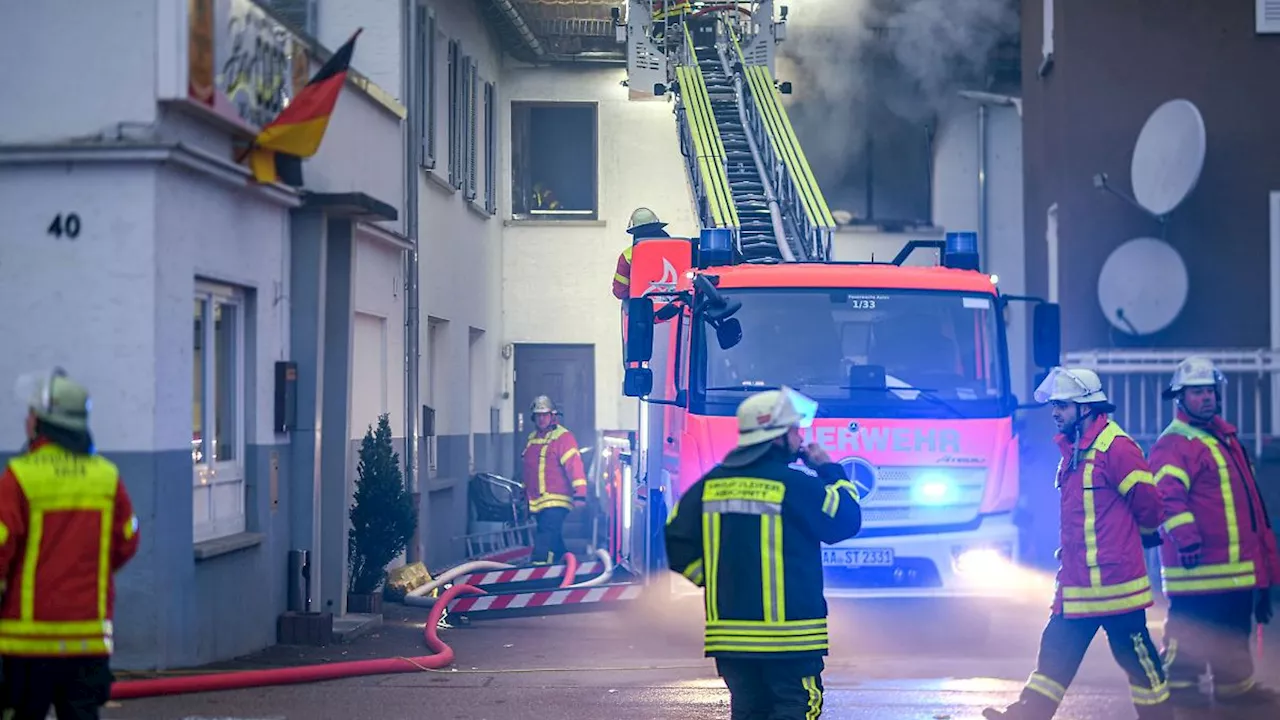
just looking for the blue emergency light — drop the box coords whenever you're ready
[943,231,980,271]
[698,228,733,268]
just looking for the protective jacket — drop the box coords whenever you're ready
[665,446,862,659]
[1052,415,1164,619]
[1152,410,1280,595]
[522,425,587,513]
[612,229,672,301]
[0,440,139,657]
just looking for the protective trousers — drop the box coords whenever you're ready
[3,656,114,720]
[1019,611,1171,719]
[531,506,570,564]
[1163,590,1256,698]
[716,657,825,720]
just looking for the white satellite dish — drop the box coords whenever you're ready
[1097,237,1189,336]
[1130,99,1206,217]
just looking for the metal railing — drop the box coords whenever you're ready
[1063,348,1280,457]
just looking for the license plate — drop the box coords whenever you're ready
[822,548,895,567]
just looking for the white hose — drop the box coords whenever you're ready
[562,549,616,589]
[405,560,516,599]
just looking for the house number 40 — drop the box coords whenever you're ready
[47,213,82,240]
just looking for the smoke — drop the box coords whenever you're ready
[777,0,1019,219]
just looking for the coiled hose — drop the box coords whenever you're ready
[110,582,483,700]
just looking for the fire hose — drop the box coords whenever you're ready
[402,549,614,609]
[110,582,484,700]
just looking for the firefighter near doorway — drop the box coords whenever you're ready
[521,395,588,565]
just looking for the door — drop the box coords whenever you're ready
[513,344,596,481]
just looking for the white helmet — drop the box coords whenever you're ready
[734,386,818,448]
[1163,356,1226,399]
[1034,366,1109,405]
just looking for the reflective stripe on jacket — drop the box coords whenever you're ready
[612,245,633,300]
[1152,411,1280,595]
[522,425,587,512]
[0,441,139,657]
[1052,415,1164,619]
[664,446,863,659]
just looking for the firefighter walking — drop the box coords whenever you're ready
[0,369,139,720]
[985,367,1172,720]
[521,396,587,565]
[665,387,862,719]
[1151,356,1280,711]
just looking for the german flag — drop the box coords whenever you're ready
[248,28,362,185]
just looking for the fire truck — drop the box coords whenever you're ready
[616,231,1063,616]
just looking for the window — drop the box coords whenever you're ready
[416,6,437,168]
[511,102,598,220]
[262,0,316,35]
[464,57,478,201]
[484,81,497,214]
[447,39,462,189]
[193,282,247,542]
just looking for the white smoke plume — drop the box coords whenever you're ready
[778,0,1019,217]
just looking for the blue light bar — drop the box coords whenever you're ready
[945,231,978,254]
[698,228,733,268]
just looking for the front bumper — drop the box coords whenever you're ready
[821,513,1042,599]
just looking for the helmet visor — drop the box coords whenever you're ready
[1033,367,1091,404]
[13,370,51,410]
[779,386,818,429]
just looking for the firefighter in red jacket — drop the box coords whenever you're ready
[612,207,671,301]
[0,368,139,719]
[522,396,587,565]
[985,367,1171,720]
[1152,356,1280,710]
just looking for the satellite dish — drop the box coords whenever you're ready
[1097,237,1189,336]
[1130,99,1206,217]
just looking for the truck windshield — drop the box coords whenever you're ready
[694,288,1009,419]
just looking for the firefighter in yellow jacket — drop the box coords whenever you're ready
[521,396,587,564]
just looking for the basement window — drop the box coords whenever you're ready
[510,102,598,220]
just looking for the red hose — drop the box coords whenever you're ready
[558,552,579,588]
[111,583,485,700]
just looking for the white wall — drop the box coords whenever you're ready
[932,103,1029,397]
[0,0,158,143]
[0,165,159,452]
[318,0,404,100]
[351,234,407,439]
[499,66,697,431]
[417,0,506,438]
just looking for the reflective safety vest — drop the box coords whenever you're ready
[612,245,633,300]
[521,425,587,513]
[1151,413,1280,595]
[1052,416,1165,619]
[0,441,139,657]
[664,446,863,658]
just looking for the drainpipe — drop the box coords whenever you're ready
[404,0,423,564]
[957,90,1021,270]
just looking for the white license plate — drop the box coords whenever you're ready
[822,548,895,567]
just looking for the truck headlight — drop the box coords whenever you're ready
[953,544,1016,577]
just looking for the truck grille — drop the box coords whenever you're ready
[858,466,987,529]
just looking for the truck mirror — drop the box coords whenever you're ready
[714,318,742,350]
[623,367,653,397]
[625,297,655,363]
[1032,302,1061,368]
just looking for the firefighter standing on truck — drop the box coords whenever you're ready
[521,396,587,565]
[665,387,862,719]
[0,368,139,720]
[985,367,1172,720]
[612,207,671,301]
[1151,355,1280,711]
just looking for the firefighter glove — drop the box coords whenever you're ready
[1178,543,1202,570]
[1257,586,1273,625]
[1141,530,1163,550]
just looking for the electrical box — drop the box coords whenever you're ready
[274,361,297,433]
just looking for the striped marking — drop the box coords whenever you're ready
[456,561,603,587]
[449,583,642,613]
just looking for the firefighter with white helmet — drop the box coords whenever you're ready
[985,367,1171,720]
[520,395,588,565]
[611,207,672,301]
[664,387,862,719]
[1150,356,1280,709]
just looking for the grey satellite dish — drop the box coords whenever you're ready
[1097,237,1189,336]
[1130,99,1206,217]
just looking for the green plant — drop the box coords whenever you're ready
[347,413,417,595]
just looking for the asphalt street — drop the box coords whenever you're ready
[106,575,1280,720]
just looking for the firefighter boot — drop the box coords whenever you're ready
[1214,682,1280,714]
[1133,700,1175,720]
[982,697,1056,720]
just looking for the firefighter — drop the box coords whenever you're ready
[984,367,1172,720]
[1152,355,1280,710]
[612,207,672,300]
[521,396,587,565]
[0,368,139,720]
[665,387,862,719]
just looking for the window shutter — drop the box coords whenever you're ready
[484,81,497,214]
[1259,0,1280,33]
[466,59,478,201]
